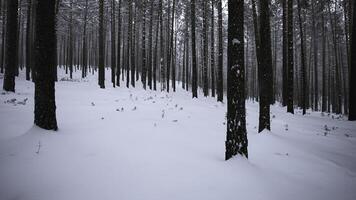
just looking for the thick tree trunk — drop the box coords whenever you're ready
[3,0,18,92]
[34,0,58,130]
[258,0,273,132]
[225,0,247,160]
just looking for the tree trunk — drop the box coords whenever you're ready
[217,0,223,102]
[258,0,273,132]
[111,0,116,87]
[287,0,294,114]
[210,0,215,97]
[349,0,356,120]
[98,0,105,88]
[34,0,58,130]
[191,0,197,98]
[3,0,18,92]
[297,0,307,115]
[225,0,247,160]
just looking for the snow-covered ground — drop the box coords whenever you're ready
[1,69,356,200]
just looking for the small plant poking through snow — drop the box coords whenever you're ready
[36,141,41,154]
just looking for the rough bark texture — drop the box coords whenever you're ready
[287,0,294,114]
[34,0,58,130]
[225,0,248,160]
[3,0,18,92]
[258,0,272,132]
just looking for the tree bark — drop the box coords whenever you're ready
[34,0,58,130]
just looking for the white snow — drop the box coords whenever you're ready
[0,69,356,200]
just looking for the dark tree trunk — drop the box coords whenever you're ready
[142,0,147,89]
[322,9,327,112]
[98,0,105,88]
[131,3,135,87]
[287,0,294,114]
[202,0,208,96]
[311,1,318,111]
[225,0,247,160]
[258,0,273,132]
[191,0,198,98]
[26,0,32,80]
[111,0,116,87]
[69,0,73,79]
[82,0,88,79]
[116,0,121,87]
[349,0,356,120]
[217,0,223,102]
[34,0,58,130]
[297,0,307,115]
[210,0,215,97]
[0,0,5,74]
[147,0,153,89]
[3,0,18,92]
[282,0,288,106]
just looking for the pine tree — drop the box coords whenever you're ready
[98,0,105,89]
[282,0,288,106]
[3,0,18,92]
[34,0,58,130]
[258,0,273,132]
[116,0,121,87]
[210,0,215,97]
[191,0,198,98]
[142,0,147,90]
[225,0,247,160]
[350,0,356,120]
[202,0,208,97]
[297,0,307,115]
[287,0,294,114]
[217,0,223,102]
[111,0,116,87]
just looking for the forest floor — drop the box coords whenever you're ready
[0,69,356,200]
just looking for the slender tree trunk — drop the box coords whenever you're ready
[98,0,105,88]
[191,0,197,98]
[217,0,223,102]
[202,0,208,96]
[210,0,215,97]
[349,0,356,120]
[297,0,307,115]
[82,0,88,79]
[111,0,116,87]
[287,0,294,114]
[116,0,121,87]
[147,0,153,89]
[25,0,32,80]
[142,0,147,89]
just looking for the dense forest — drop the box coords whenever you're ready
[0,0,355,159]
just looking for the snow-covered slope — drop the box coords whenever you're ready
[1,69,356,200]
